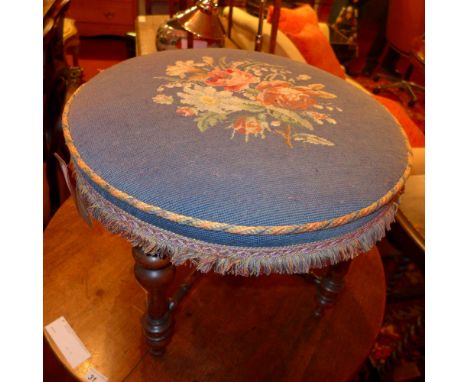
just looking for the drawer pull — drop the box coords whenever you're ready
[104,11,115,19]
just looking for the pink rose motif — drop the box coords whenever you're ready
[309,111,327,121]
[256,81,336,110]
[205,68,258,91]
[231,116,268,140]
[176,107,196,117]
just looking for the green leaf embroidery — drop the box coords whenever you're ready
[243,88,258,96]
[218,56,228,70]
[293,133,334,146]
[195,112,228,132]
[241,102,265,113]
[268,106,314,131]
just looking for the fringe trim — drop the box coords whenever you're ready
[76,174,398,276]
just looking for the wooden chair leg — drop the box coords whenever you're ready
[133,247,175,356]
[313,259,352,318]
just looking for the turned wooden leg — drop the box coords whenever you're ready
[313,260,352,318]
[133,247,175,356]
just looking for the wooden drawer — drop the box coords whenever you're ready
[68,0,137,36]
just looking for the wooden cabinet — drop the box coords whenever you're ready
[67,0,137,36]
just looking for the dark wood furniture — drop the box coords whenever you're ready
[67,0,137,36]
[140,0,190,17]
[44,198,386,382]
[43,0,82,221]
[43,0,56,16]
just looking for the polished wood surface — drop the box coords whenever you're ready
[67,0,137,36]
[44,198,386,381]
[313,259,352,318]
[133,247,175,355]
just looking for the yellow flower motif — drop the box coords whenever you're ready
[152,94,173,104]
[177,85,245,113]
[166,60,203,78]
[202,56,214,66]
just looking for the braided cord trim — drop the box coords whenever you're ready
[62,84,412,236]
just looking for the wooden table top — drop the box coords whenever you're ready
[44,198,386,382]
[135,14,238,56]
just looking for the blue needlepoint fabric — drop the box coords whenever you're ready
[67,48,409,247]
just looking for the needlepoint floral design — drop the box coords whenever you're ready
[153,56,342,147]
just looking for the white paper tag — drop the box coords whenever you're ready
[45,316,91,369]
[85,367,108,382]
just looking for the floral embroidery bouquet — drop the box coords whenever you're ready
[153,56,342,148]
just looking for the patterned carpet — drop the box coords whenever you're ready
[351,236,425,382]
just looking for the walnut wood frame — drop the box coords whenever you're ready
[313,260,352,318]
[133,247,176,355]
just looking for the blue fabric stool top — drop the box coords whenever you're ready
[63,48,411,276]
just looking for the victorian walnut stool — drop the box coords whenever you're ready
[61,48,411,358]
[44,197,388,381]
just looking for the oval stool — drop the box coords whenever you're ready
[60,48,410,357]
